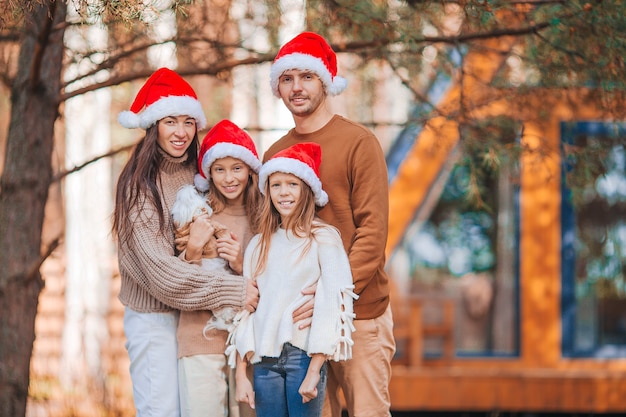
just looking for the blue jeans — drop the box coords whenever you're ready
[253,343,327,417]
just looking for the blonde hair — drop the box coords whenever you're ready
[252,175,322,277]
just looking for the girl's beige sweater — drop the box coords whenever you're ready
[176,204,253,358]
[117,152,247,313]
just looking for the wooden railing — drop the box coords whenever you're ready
[392,295,455,366]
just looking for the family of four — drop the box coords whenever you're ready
[112,31,395,417]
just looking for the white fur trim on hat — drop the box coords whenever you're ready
[118,110,141,129]
[194,173,210,193]
[118,95,207,130]
[259,157,329,206]
[269,53,347,98]
[200,142,262,182]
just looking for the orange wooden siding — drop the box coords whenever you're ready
[385,12,626,407]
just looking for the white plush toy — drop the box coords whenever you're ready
[171,184,237,333]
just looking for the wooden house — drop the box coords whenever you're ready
[385,30,626,414]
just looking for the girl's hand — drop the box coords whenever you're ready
[216,232,243,274]
[298,370,320,403]
[185,214,214,262]
[299,354,324,403]
[235,360,255,408]
[244,279,259,312]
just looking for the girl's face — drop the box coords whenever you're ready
[157,115,197,158]
[210,157,251,205]
[268,172,302,221]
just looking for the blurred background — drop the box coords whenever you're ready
[1,1,625,416]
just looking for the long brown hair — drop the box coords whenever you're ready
[252,175,320,277]
[206,169,263,234]
[112,123,199,243]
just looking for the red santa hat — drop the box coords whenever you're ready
[259,142,328,206]
[194,120,262,192]
[118,67,207,130]
[270,32,347,98]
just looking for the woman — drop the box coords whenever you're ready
[112,68,257,417]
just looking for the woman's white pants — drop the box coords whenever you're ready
[124,307,180,417]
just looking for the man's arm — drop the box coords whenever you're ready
[292,282,316,329]
[347,134,390,294]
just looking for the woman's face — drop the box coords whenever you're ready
[157,115,197,158]
[210,157,251,205]
[268,172,302,221]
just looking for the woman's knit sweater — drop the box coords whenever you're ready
[232,222,357,364]
[176,204,253,358]
[117,152,246,313]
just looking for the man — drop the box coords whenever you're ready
[263,31,396,417]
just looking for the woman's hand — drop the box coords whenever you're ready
[216,232,243,274]
[185,214,214,262]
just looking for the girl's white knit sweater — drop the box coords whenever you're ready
[231,222,358,365]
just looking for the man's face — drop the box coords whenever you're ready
[277,69,326,117]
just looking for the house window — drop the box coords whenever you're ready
[561,121,626,357]
[389,149,520,357]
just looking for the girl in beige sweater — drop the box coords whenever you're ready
[174,119,262,417]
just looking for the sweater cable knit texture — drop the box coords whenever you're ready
[117,151,246,313]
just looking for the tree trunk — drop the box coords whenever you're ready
[0,2,67,416]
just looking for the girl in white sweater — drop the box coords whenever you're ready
[232,142,357,417]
